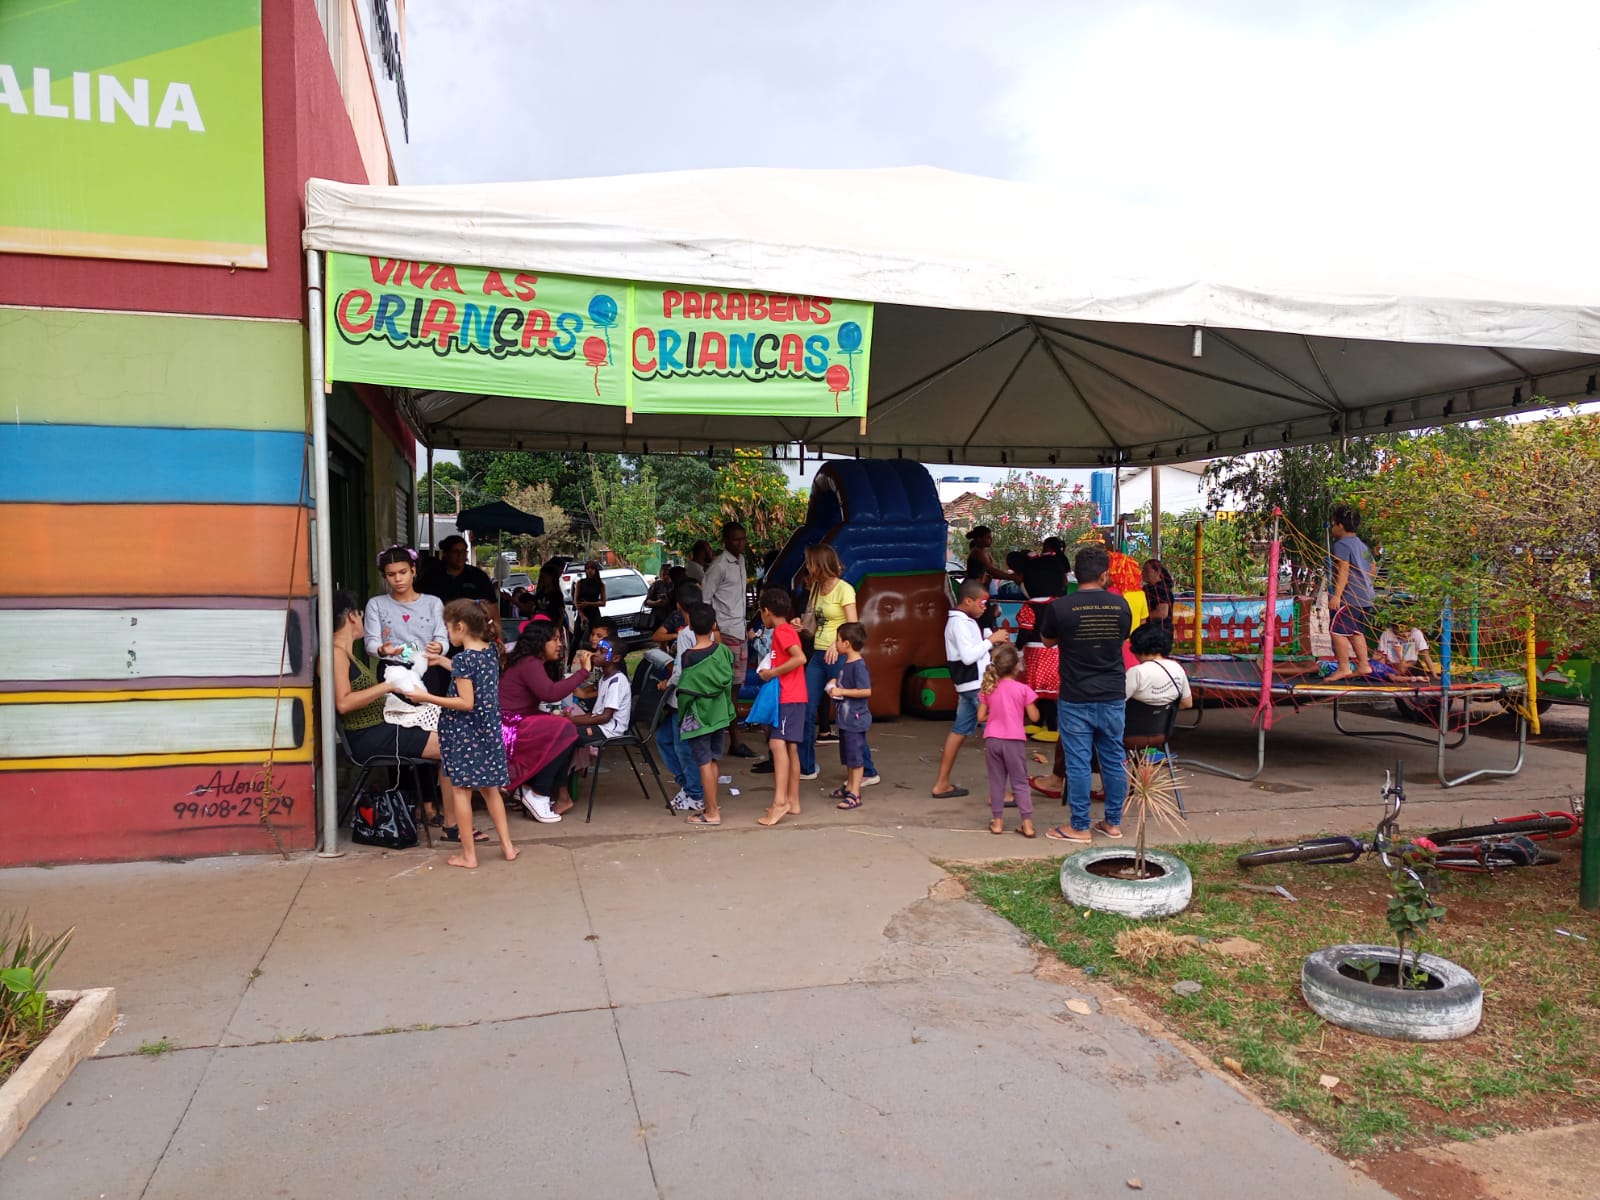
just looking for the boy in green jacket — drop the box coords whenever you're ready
[676,603,735,826]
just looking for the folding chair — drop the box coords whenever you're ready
[1123,698,1185,817]
[335,724,435,847]
[585,658,676,822]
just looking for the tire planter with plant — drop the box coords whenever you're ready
[1059,846,1193,919]
[1301,944,1482,1041]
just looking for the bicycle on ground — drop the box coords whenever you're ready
[1237,760,1579,874]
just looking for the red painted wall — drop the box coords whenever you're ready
[0,0,370,322]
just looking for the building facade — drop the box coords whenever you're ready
[0,0,414,865]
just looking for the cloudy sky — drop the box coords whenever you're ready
[401,0,1597,285]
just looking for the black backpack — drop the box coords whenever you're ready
[350,784,419,850]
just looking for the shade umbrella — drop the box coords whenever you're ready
[453,500,545,537]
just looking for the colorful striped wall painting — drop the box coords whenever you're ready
[1,307,306,432]
[0,426,309,504]
[0,687,311,770]
[0,603,307,689]
[0,763,316,867]
[4,503,311,598]
[0,305,327,864]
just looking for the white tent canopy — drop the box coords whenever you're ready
[304,167,1600,465]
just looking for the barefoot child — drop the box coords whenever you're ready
[756,590,808,827]
[1327,504,1376,682]
[434,598,518,868]
[978,644,1040,838]
[825,622,872,811]
[676,604,735,826]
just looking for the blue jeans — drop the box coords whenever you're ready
[656,705,703,801]
[1058,699,1127,830]
[798,650,877,776]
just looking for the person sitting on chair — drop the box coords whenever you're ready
[1125,624,1192,710]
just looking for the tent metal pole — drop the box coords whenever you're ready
[426,444,435,550]
[308,249,343,859]
[1151,466,1162,557]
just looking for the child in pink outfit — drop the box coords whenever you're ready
[977,644,1040,838]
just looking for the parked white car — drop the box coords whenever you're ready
[572,567,653,649]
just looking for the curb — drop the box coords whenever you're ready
[0,988,118,1160]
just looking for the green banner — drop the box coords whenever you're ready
[325,254,873,419]
[0,0,266,268]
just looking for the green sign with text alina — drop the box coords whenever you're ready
[0,0,266,268]
[325,253,873,419]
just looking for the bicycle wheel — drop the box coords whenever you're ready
[1237,837,1363,868]
[1426,815,1578,844]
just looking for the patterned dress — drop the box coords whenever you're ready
[439,647,509,788]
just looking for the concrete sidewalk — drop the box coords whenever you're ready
[0,705,1584,1198]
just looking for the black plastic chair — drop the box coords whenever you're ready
[584,658,675,822]
[1123,698,1185,817]
[335,723,436,847]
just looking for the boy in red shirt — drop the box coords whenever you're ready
[756,589,809,827]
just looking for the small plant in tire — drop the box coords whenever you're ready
[1346,841,1447,989]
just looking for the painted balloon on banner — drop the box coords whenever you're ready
[583,337,608,395]
[588,294,619,364]
[825,364,851,411]
[837,321,864,406]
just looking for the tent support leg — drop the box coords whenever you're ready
[308,249,343,859]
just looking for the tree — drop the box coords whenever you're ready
[970,472,1101,562]
[1203,441,1386,587]
[1350,413,1599,659]
[589,458,658,568]
[715,448,806,564]
[500,481,573,564]
[417,461,473,513]
[1120,505,1260,593]
[459,449,620,518]
[655,453,725,554]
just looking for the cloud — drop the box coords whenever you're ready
[403,0,1030,184]
[1001,0,1600,294]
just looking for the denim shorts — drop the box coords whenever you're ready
[952,690,983,737]
[1331,605,1373,640]
[686,729,727,767]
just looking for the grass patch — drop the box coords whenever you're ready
[136,1038,175,1057]
[953,841,1600,1156]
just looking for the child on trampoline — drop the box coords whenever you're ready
[1378,618,1436,678]
[1326,504,1377,683]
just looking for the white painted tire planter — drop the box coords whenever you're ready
[1059,847,1192,919]
[1301,945,1482,1041]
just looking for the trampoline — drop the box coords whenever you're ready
[1174,653,1528,788]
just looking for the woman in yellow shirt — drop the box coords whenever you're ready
[796,544,879,786]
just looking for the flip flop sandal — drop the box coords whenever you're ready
[836,793,863,810]
[1028,776,1063,799]
[1045,826,1092,843]
[441,826,490,843]
[930,787,969,799]
[989,818,1005,835]
[1091,821,1123,839]
[686,813,723,826]
[1018,823,1037,839]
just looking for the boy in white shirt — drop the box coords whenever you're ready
[1377,621,1434,678]
[1125,624,1193,709]
[567,642,633,754]
[930,579,1012,799]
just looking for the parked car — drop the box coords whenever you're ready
[574,568,653,649]
[502,571,533,592]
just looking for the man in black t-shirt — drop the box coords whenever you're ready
[420,535,499,606]
[1038,544,1131,843]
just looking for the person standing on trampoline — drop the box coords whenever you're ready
[1327,504,1377,682]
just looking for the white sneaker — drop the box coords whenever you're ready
[861,774,882,788]
[799,770,819,781]
[669,789,703,813]
[519,787,560,823]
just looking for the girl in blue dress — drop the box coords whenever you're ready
[435,599,517,869]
